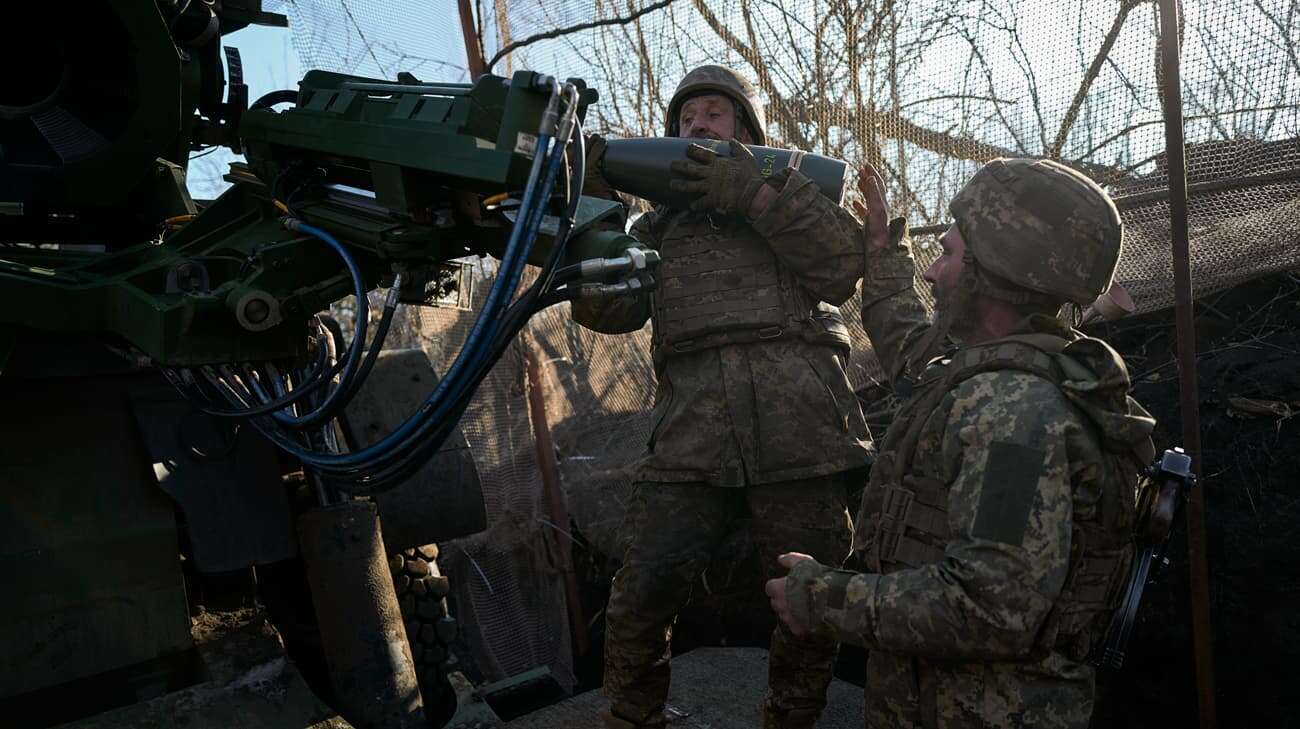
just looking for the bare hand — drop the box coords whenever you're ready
[851,165,892,253]
[765,552,815,636]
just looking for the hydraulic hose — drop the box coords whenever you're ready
[171,222,371,423]
[273,221,370,430]
[309,133,553,471]
[187,79,591,493]
[268,274,403,429]
[323,93,586,492]
[250,128,556,474]
[346,100,587,492]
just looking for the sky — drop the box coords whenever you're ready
[185,23,301,199]
[188,1,1297,204]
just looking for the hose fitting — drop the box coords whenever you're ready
[538,77,562,137]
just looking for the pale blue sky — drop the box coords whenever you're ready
[189,2,1297,208]
[186,23,300,198]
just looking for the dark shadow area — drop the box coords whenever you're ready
[1088,272,1300,729]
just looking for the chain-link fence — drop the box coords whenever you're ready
[256,0,1299,694]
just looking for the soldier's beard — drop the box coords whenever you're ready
[930,285,979,345]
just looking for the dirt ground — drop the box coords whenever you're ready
[570,271,1300,728]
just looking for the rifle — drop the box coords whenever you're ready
[1091,447,1197,670]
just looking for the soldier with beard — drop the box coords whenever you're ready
[766,159,1157,728]
[577,66,874,729]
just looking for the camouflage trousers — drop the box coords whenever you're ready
[603,475,854,728]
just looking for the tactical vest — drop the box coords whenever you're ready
[856,331,1155,661]
[648,210,851,356]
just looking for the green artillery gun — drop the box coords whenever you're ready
[0,2,649,727]
[0,3,856,724]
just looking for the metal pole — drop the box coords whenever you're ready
[523,333,591,657]
[1157,1,1216,726]
[457,0,488,81]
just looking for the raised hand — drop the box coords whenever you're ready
[853,165,892,252]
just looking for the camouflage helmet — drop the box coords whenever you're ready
[665,65,767,145]
[948,158,1123,305]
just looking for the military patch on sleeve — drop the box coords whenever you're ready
[972,441,1046,546]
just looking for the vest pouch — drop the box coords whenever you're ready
[651,223,789,348]
[650,213,843,356]
[869,474,949,571]
[853,453,897,555]
[800,349,864,436]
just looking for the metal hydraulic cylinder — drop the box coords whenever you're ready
[297,500,426,729]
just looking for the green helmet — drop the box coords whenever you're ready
[948,158,1123,305]
[665,65,767,145]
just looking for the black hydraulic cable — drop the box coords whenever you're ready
[251,89,299,110]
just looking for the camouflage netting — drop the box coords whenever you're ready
[255,0,1298,695]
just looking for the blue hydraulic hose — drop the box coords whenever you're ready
[231,85,574,479]
[275,222,370,429]
[174,222,368,422]
[232,129,579,488]
[354,123,586,490]
[327,109,584,489]
[330,138,568,476]
[328,138,564,473]
[198,130,572,483]
[287,133,556,471]
[500,132,568,315]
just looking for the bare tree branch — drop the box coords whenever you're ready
[954,21,1031,154]
[693,0,1028,165]
[1252,0,1300,78]
[338,0,388,76]
[487,0,681,73]
[1076,105,1296,164]
[901,94,1016,109]
[691,0,813,149]
[493,0,512,75]
[1049,0,1140,158]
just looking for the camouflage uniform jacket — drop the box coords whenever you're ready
[784,227,1155,728]
[572,167,873,486]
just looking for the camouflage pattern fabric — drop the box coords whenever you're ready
[783,227,1155,729]
[573,166,872,487]
[604,476,855,729]
[576,120,870,728]
[948,158,1124,306]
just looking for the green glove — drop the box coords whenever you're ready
[668,138,769,216]
[783,557,828,638]
[582,133,617,200]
